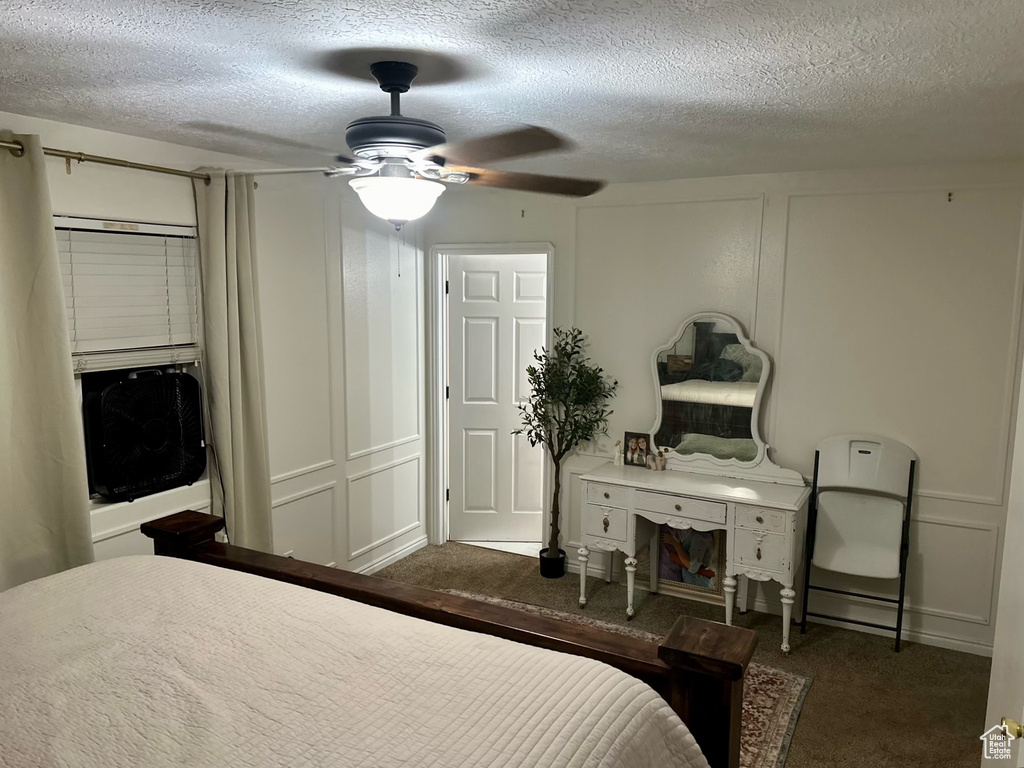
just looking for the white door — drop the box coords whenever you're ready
[448,251,548,542]
[983,349,1024,766]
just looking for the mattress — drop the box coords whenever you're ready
[0,556,707,768]
[660,380,757,407]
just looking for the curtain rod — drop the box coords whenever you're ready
[2,138,212,182]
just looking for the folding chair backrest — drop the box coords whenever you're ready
[815,435,917,498]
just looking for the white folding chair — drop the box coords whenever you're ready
[799,435,917,651]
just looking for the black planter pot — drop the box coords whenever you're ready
[538,547,567,579]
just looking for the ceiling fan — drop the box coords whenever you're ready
[323,60,605,228]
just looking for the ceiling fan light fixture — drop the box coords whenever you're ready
[348,176,445,229]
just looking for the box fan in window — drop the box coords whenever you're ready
[83,369,206,502]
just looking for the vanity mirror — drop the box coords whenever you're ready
[650,312,802,485]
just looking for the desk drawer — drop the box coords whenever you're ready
[582,504,627,541]
[635,490,726,525]
[734,528,787,572]
[735,505,788,534]
[586,482,630,509]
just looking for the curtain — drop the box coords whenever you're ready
[192,171,273,551]
[0,133,94,590]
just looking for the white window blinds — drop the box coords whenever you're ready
[55,217,201,371]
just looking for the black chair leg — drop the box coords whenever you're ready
[801,451,821,635]
[894,571,907,652]
[894,460,916,652]
[800,561,812,635]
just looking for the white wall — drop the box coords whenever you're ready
[425,160,1024,654]
[1,112,427,572]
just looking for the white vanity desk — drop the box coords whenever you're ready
[577,311,812,654]
[578,463,810,652]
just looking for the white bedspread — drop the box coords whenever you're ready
[660,380,757,407]
[0,556,707,768]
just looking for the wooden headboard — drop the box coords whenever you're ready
[142,511,757,768]
[693,321,740,368]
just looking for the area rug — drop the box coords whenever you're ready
[443,589,811,768]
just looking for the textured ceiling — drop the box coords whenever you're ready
[1,0,1022,182]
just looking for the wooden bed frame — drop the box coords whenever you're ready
[142,511,757,768]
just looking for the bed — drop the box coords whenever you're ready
[0,511,757,768]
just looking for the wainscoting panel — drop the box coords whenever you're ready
[773,186,1024,503]
[272,483,336,566]
[574,196,764,454]
[347,455,422,560]
[254,175,335,480]
[342,205,422,461]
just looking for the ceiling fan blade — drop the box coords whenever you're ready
[448,166,605,197]
[411,126,569,167]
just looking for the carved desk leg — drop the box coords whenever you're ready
[780,585,796,654]
[625,556,638,619]
[578,546,589,607]
[723,575,737,626]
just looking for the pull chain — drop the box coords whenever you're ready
[398,224,407,277]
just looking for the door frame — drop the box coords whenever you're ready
[426,243,556,545]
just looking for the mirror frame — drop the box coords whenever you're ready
[649,311,803,486]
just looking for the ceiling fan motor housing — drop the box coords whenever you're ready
[345,115,446,160]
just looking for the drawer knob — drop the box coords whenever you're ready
[674,503,681,511]
[603,492,610,499]
[756,547,762,560]
[603,517,609,533]
[756,515,764,524]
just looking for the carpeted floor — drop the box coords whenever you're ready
[377,541,991,768]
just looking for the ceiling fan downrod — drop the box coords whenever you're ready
[369,61,419,118]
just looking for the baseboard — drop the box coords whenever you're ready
[797,613,994,656]
[746,592,992,656]
[355,535,429,575]
[568,558,993,656]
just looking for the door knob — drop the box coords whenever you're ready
[1002,717,1023,739]
[674,503,681,511]
[756,515,764,524]
[603,492,610,499]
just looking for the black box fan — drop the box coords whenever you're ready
[83,369,206,502]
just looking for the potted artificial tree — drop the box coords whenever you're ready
[515,328,617,578]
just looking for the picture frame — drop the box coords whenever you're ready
[655,525,726,602]
[622,431,651,468]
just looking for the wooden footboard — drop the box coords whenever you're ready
[142,511,756,768]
